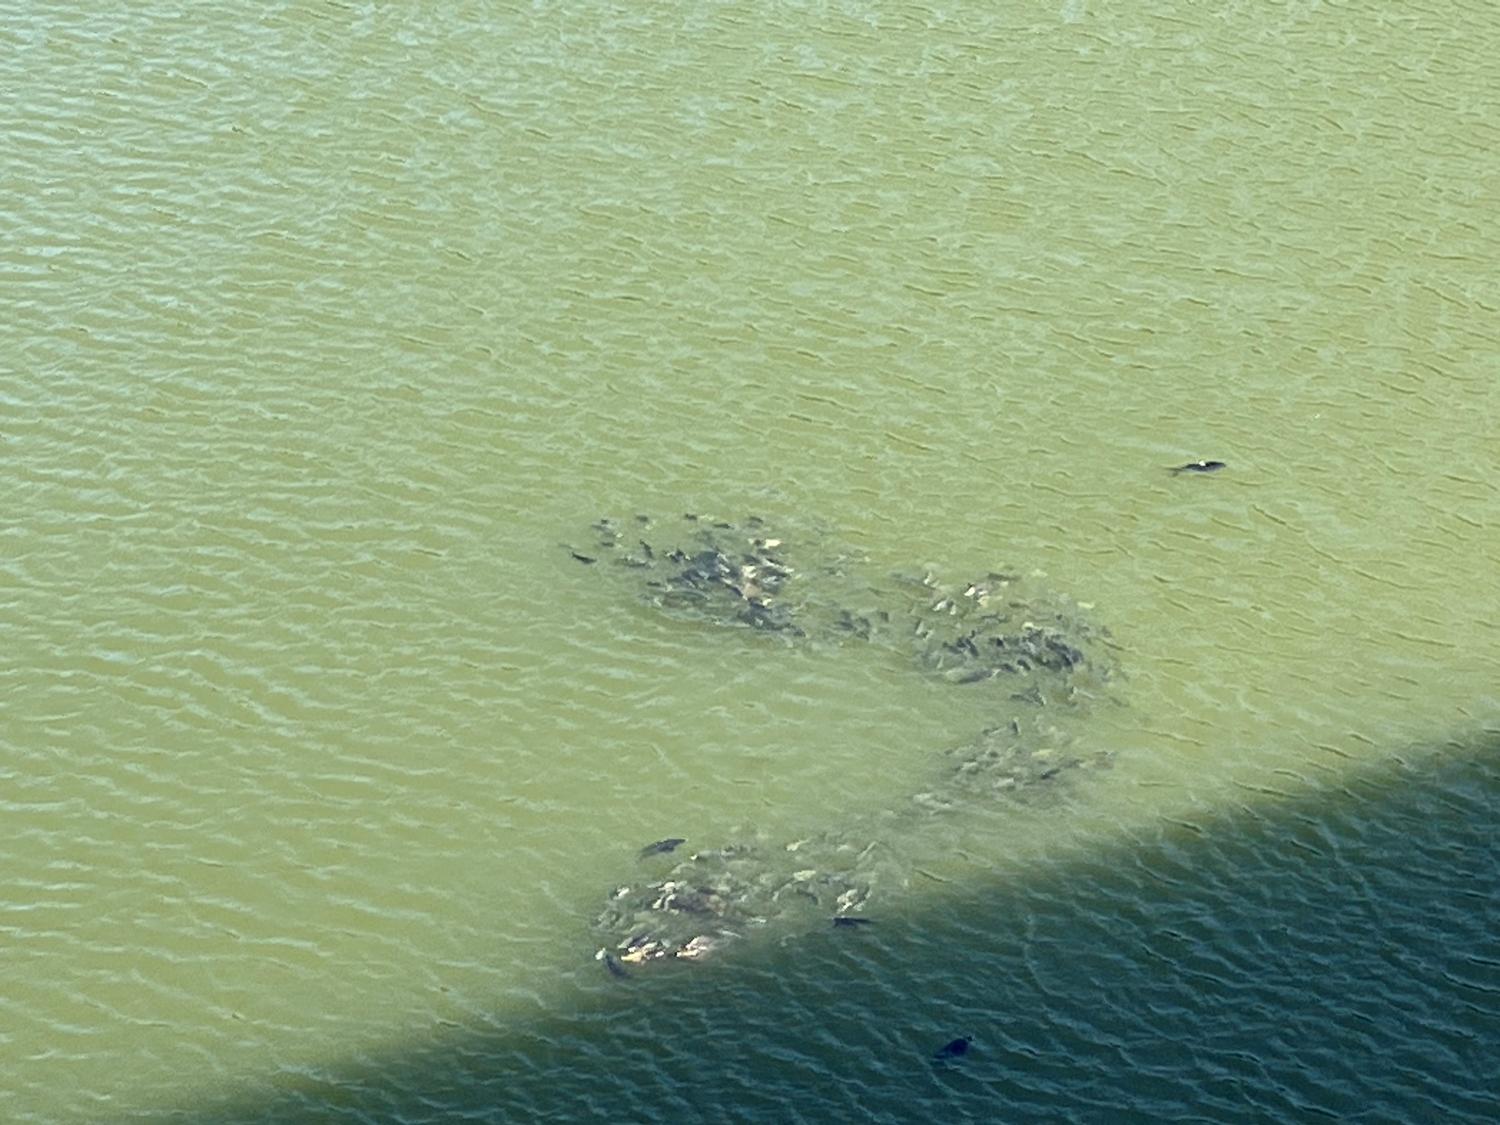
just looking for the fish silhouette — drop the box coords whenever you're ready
[933,1035,974,1060]
[1169,460,1226,475]
[638,837,686,859]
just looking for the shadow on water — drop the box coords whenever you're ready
[160,732,1497,1124]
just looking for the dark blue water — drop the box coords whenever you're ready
[166,734,1497,1124]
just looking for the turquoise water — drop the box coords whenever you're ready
[3,3,1498,1121]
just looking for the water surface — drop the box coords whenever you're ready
[3,3,1498,1120]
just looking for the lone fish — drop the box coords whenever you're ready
[595,948,630,979]
[934,1035,974,1060]
[1169,460,1226,476]
[638,837,686,859]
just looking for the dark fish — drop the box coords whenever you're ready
[934,1035,974,1060]
[1169,460,1226,475]
[832,916,874,928]
[638,837,686,859]
[596,948,630,979]
[568,549,597,564]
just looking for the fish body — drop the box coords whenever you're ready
[1169,460,1226,475]
[638,837,687,859]
[596,948,630,979]
[934,1035,974,1060]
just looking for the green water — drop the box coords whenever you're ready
[3,3,1498,1121]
